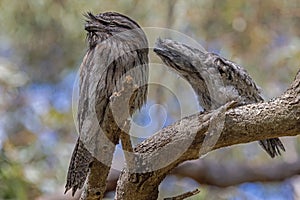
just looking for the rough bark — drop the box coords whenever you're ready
[114,69,300,200]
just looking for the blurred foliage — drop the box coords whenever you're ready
[0,151,40,199]
[0,0,299,199]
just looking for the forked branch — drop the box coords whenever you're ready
[115,69,300,199]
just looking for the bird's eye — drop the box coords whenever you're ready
[110,21,117,27]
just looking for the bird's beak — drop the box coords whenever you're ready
[85,21,109,32]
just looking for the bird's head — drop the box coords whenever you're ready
[84,12,146,48]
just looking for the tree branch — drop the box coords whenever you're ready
[172,157,300,187]
[164,189,200,200]
[79,76,139,199]
[115,69,300,199]
[105,154,300,194]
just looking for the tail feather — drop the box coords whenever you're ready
[259,138,285,158]
[65,138,93,196]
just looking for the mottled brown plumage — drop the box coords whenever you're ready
[154,39,285,158]
[65,12,148,197]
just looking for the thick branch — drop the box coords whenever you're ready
[115,70,300,199]
[172,158,300,187]
[105,155,300,193]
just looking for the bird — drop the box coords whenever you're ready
[154,38,285,158]
[65,12,148,197]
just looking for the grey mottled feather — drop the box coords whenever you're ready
[65,12,148,196]
[154,38,285,158]
[65,138,92,195]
